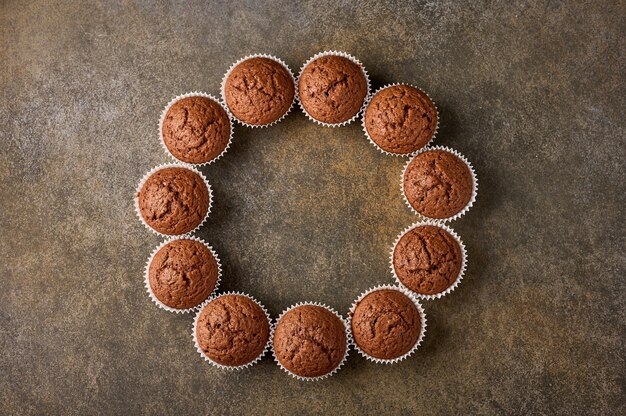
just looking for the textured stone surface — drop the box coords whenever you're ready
[0,1,624,415]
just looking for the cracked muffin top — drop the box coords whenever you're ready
[351,289,421,360]
[149,239,219,309]
[223,57,295,125]
[161,96,230,164]
[273,305,347,378]
[364,85,437,154]
[393,225,462,296]
[196,294,270,367]
[298,55,368,124]
[137,166,210,235]
[403,149,473,219]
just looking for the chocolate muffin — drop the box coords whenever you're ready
[364,85,438,154]
[393,225,462,296]
[273,305,347,378]
[195,294,270,367]
[223,56,295,126]
[137,166,210,235]
[351,289,421,360]
[148,239,219,310]
[161,95,231,164]
[403,149,473,219]
[298,54,368,124]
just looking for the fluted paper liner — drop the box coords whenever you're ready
[192,292,273,370]
[271,302,352,381]
[296,50,371,127]
[158,92,234,166]
[361,83,439,157]
[389,220,466,300]
[401,145,478,222]
[134,163,213,238]
[220,54,297,128]
[348,284,427,364]
[144,236,222,313]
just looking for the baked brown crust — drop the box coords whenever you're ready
[224,57,295,125]
[273,305,347,377]
[298,55,367,124]
[393,225,462,295]
[162,96,230,164]
[196,294,270,366]
[137,167,209,235]
[149,239,218,309]
[364,85,437,154]
[351,289,421,359]
[403,150,473,218]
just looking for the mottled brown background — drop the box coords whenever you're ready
[1,1,624,415]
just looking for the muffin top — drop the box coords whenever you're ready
[224,57,295,125]
[273,305,347,378]
[403,150,473,219]
[196,294,270,367]
[364,85,438,154]
[149,239,219,309]
[298,55,368,124]
[351,289,421,360]
[162,96,230,164]
[137,167,209,235]
[393,225,462,295]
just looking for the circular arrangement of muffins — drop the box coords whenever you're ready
[135,51,477,380]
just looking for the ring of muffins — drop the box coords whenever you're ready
[134,51,477,379]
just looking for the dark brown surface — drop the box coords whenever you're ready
[365,85,438,154]
[351,289,421,359]
[137,166,209,235]
[224,57,295,125]
[2,1,625,415]
[196,294,270,366]
[393,225,462,296]
[404,149,473,219]
[149,239,218,309]
[298,55,368,124]
[162,96,231,164]
[273,305,347,378]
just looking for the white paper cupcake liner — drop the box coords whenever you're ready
[271,302,352,381]
[296,50,371,127]
[192,292,273,370]
[144,236,222,313]
[134,163,213,238]
[158,92,234,166]
[220,54,297,128]
[348,284,427,364]
[401,145,478,222]
[361,83,439,157]
[389,220,466,300]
